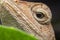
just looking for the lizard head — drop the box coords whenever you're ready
[1,0,55,40]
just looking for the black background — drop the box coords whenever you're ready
[0,0,60,40]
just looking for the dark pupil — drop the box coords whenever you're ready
[36,12,45,19]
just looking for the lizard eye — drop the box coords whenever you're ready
[33,10,49,24]
[35,12,45,19]
[31,4,52,24]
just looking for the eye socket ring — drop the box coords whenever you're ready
[31,3,52,23]
[33,10,48,21]
[32,9,52,23]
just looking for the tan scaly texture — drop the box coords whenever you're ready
[0,0,56,40]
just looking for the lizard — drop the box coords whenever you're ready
[0,0,56,40]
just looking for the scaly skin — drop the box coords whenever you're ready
[0,0,56,40]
